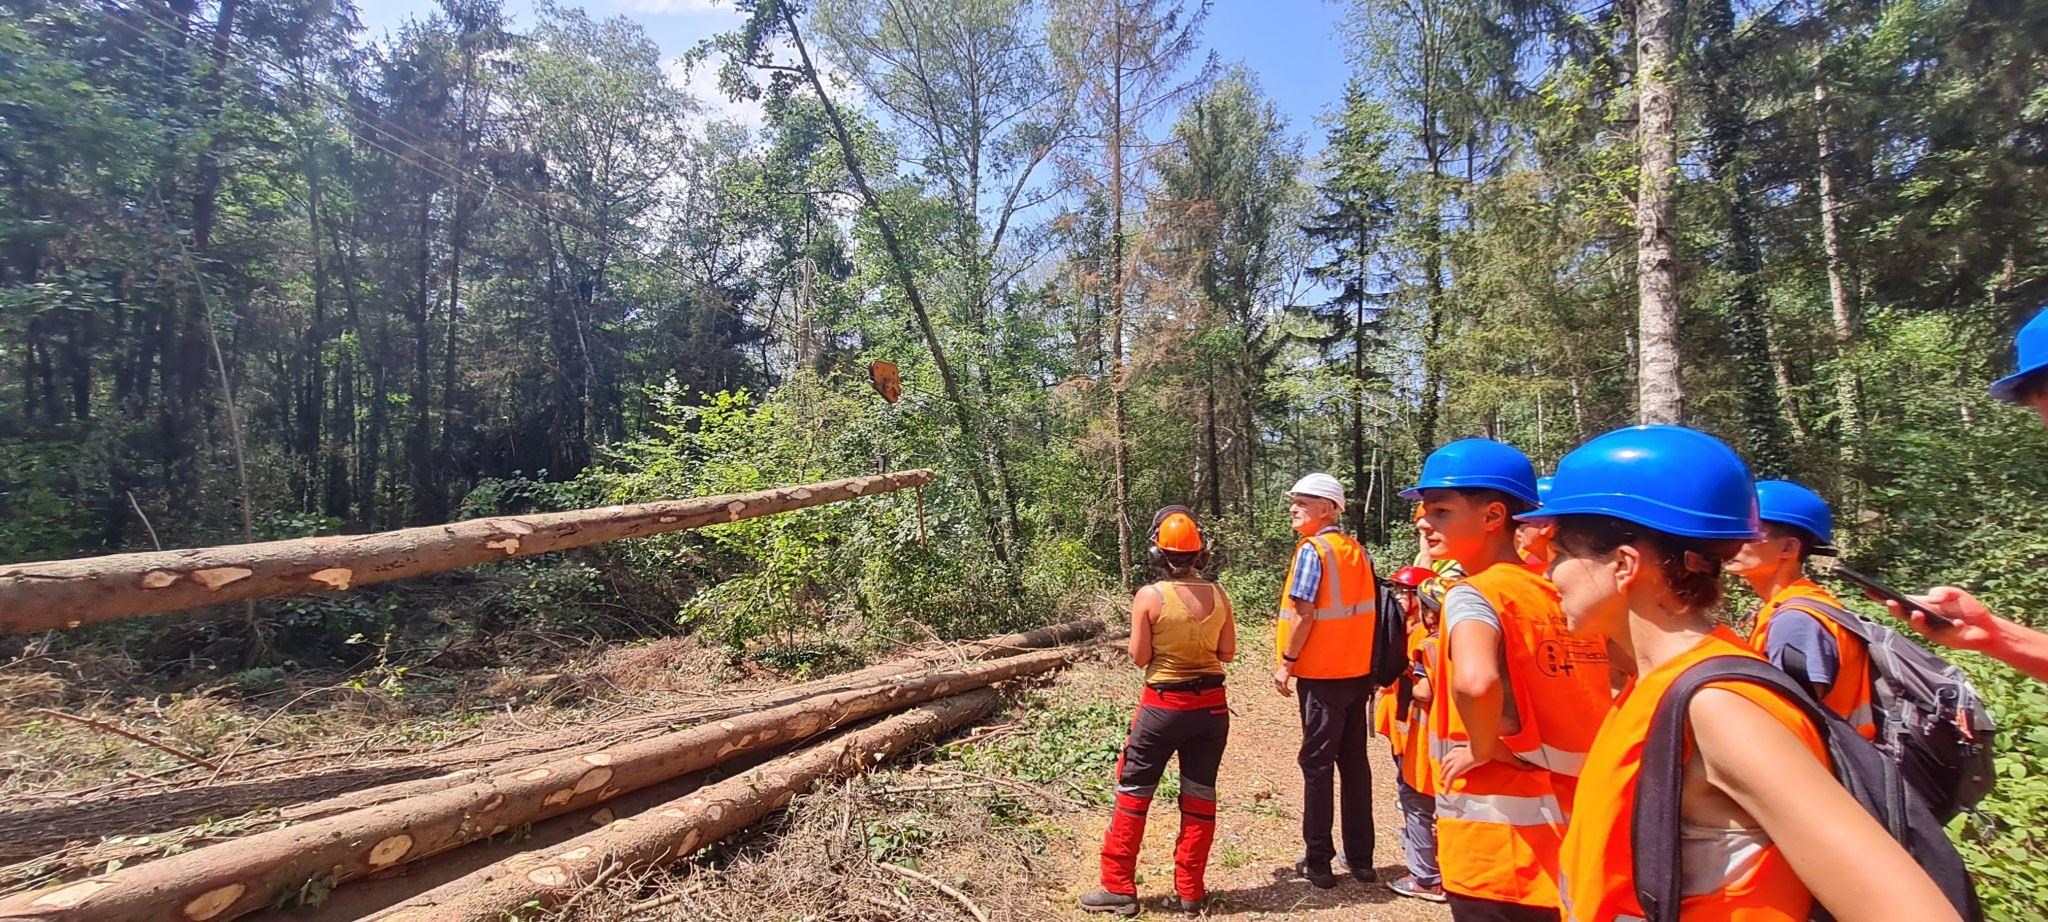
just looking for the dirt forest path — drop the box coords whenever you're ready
[1033,624,1452,921]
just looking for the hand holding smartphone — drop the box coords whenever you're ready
[1829,564,1957,629]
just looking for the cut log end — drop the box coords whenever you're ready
[574,766,613,795]
[309,567,354,590]
[368,833,414,868]
[182,883,245,920]
[191,567,254,591]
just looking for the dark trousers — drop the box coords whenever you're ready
[1101,681,1229,901]
[1446,894,1558,922]
[1296,675,1375,872]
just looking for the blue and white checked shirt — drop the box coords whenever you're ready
[1287,526,1344,603]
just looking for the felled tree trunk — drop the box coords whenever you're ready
[370,689,1000,922]
[0,651,1061,922]
[0,470,935,633]
[0,618,1102,861]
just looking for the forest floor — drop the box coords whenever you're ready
[556,624,1450,921]
[1015,626,1450,921]
[0,606,1448,921]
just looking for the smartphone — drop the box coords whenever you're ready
[1829,564,1956,629]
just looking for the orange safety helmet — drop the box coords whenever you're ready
[1147,505,1212,574]
[1154,510,1205,552]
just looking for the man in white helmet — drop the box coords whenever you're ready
[1276,472,1380,890]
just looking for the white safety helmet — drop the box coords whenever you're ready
[1288,473,1346,513]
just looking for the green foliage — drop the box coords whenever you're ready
[962,699,1126,804]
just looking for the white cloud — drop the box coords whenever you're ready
[665,55,766,131]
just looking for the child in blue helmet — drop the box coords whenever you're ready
[1725,480,1876,738]
[1530,425,1959,922]
[1894,307,2048,683]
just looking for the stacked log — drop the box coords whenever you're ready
[372,690,1000,921]
[0,648,1071,922]
[0,617,1104,860]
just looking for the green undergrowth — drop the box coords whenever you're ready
[951,697,1127,806]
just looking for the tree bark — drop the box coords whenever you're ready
[0,656,1052,922]
[367,690,1000,922]
[1107,7,1133,587]
[1634,0,1684,425]
[0,471,935,633]
[1815,69,1864,468]
[0,619,1100,861]
[1204,373,1222,518]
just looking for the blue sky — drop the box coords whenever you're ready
[350,0,1355,150]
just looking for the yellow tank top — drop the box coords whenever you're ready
[1144,580,1229,686]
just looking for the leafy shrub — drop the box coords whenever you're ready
[965,699,1127,804]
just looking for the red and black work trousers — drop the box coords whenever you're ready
[1100,677,1229,902]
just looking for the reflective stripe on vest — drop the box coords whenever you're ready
[1437,789,1565,827]
[1516,743,1588,777]
[1307,536,1374,620]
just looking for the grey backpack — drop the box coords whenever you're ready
[1777,596,1998,821]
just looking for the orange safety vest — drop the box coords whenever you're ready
[1430,561,1613,908]
[1747,579,1876,740]
[1559,627,1827,922]
[1374,681,1401,741]
[1276,531,1375,680]
[1376,616,1424,747]
[1401,624,1438,795]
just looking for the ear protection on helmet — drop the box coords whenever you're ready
[1147,505,1213,573]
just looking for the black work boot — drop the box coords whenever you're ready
[1336,851,1377,885]
[1294,858,1338,890]
[1079,889,1141,916]
[1162,894,1206,914]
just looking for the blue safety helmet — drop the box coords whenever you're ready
[1755,480,1837,553]
[1536,476,1554,507]
[1991,306,2048,403]
[1400,438,1541,506]
[1516,425,1760,540]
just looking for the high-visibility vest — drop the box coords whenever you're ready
[1430,561,1613,908]
[1559,627,1827,922]
[1375,617,1424,749]
[1400,624,1438,795]
[1275,531,1375,680]
[1748,579,1877,740]
[1374,681,1401,741]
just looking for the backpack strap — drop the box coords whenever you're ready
[1631,656,1840,922]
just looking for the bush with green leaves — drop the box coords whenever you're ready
[550,381,1082,667]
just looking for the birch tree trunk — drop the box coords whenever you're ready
[1815,69,1864,468]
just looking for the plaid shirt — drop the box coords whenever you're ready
[1287,526,1344,603]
